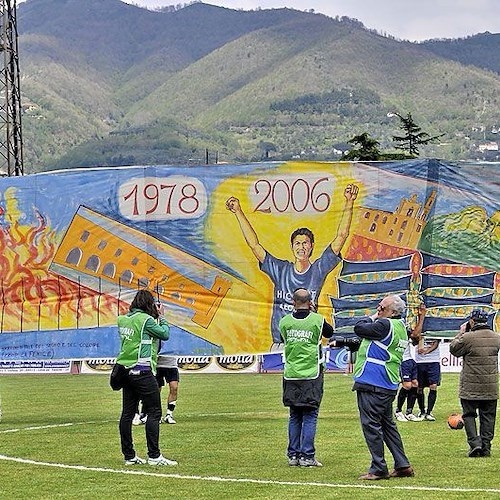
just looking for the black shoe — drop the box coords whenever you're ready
[468,446,483,457]
[481,449,491,457]
[390,466,415,477]
[358,472,390,480]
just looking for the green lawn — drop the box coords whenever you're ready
[1,372,499,499]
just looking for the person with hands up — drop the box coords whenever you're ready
[226,184,358,351]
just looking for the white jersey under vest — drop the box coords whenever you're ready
[415,338,441,363]
[402,342,416,362]
[157,355,177,369]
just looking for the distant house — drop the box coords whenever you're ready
[478,141,499,152]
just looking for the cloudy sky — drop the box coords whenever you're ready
[121,0,500,41]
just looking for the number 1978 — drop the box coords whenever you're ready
[119,176,207,220]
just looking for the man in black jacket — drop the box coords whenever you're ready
[450,309,500,457]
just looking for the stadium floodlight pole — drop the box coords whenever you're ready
[0,0,23,176]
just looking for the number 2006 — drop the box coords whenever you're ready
[251,175,334,214]
[119,176,207,220]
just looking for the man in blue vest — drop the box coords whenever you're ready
[353,294,414,480]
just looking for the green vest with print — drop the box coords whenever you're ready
[280,312,324,380]
[116,311,160,374]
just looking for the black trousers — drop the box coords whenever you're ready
[461,398,497,452]
[119,370,162,460]
[356,389,411,475]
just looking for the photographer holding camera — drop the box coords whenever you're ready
[450,309,500,458]
[279,288,334,467]
[351,294,414,480]
[115,290,177,466]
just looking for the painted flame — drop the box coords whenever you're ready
[0,188,127,333]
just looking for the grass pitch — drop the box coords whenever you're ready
[1,372,499,499]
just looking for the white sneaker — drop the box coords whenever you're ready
[148,454,178,466]
[298,457,323,467]
[125,455,146,465]
[164,414,176,424]
[395,411,408,422]
[425,413,436,421]
[405,413,420,422]
[132,413,147,425]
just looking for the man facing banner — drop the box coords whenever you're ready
[353,294,415,480]
[279,288,334,467]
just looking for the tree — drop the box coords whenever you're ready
[390,112,444,157]
[342,132,381,161]
[259,141,277,159]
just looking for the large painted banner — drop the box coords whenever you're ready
[0,160,498,360]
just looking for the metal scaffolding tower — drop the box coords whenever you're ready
[0,0,23,176]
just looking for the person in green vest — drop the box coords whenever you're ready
[353,294,414,480]
[279,287,334,467]
[116,289,177,466]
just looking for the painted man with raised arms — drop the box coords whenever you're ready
[226,183,358,350]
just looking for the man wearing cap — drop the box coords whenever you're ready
[450,309,500,457]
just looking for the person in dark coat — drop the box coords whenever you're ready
[449,309,500,457]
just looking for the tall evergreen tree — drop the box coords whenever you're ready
[342,132,381,161]
[390,112,444,157]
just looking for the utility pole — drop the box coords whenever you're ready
[0,0,23,176]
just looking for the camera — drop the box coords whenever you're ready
[154,301,163,319]
[330,333,362,352]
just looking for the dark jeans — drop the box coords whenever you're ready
[461,398,497,452]
[287,406,319,459]
[119,370,162,460]
[356,389,411,475]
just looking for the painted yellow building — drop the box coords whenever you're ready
[50,206,231,328]
[356,190,436,249]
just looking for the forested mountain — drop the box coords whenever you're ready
[17,0,500,172]
[421,32,500,75]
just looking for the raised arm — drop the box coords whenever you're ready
[330,184,359,255]
[354,316,390,341]
[410,303,426,344]
[226,196,266,263]
[449,321,471,358]
[145,316,170,341]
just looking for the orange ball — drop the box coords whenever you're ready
[448,413,464,430]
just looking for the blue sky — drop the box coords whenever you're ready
[119,0,499,42]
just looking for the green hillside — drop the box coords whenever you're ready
[421,32,500,75]
[17,0,500,172]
